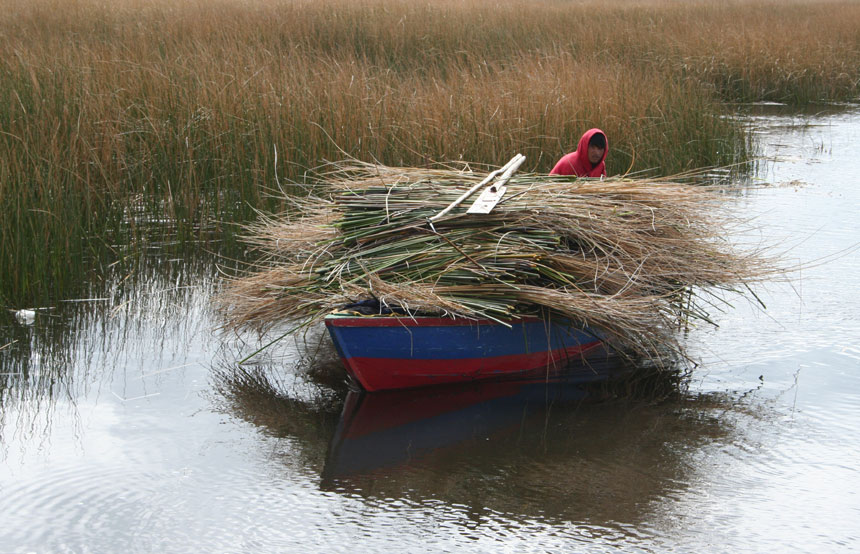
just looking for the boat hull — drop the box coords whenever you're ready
[324,314,606,391]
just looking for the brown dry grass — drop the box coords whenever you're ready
[218,163,779,362]
[2,0,855,303]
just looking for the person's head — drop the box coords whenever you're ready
[587,132,606,166]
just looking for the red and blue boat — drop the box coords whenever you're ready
[324,313,609,392]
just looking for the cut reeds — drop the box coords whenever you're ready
[218,159,776,364]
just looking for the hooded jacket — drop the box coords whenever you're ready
[550,128,608,177]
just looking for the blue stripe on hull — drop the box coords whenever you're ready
[327,317,600,361]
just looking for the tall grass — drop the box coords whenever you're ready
[1,0,858,304]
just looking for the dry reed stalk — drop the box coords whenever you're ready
[217,160,778,364]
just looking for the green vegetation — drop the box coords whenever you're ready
[1,0,858,304]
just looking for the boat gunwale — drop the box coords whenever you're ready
[324,313,550,328]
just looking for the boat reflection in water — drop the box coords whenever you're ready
[215,350,735,527]
[322,356,635,480]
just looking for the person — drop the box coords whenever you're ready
[550,128,608,177]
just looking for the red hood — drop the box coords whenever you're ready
[550,128,608,178]
[576,128,608,171]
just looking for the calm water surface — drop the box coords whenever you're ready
[1,109,858,553]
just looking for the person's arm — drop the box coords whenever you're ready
[550,152,576,175]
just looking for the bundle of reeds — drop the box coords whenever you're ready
[219,159,773,363]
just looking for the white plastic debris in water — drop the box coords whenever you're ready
[14,309,36,325]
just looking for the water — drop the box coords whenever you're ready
[1,108,859,553]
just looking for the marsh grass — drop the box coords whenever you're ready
[2,0,858,304]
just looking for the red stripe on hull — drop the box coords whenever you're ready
[341,342,603,391]
[325,316,540,328]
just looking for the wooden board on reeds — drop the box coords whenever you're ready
[218,159,776,364]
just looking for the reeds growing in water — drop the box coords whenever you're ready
[2,0,858,305]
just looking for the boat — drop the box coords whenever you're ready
[324,312,610,392]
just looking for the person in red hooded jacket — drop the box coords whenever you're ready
[550,128,608,177]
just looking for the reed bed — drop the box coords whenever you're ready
[3,0,858,305]
[219,160,776,364]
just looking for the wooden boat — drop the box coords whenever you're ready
[324,312,608,392]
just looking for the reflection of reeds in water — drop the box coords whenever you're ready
[209,354,347,473]
[210,362,345,422]
[0,253,221,443]
[211,328,350,411]
[583,357,690,403]
[0,310,77,444]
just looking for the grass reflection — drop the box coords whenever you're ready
[0,250,225,444]
[209,352,761,534]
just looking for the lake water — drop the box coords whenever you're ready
[1,108,858,553]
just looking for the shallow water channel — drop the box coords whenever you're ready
[1,108,859,553]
